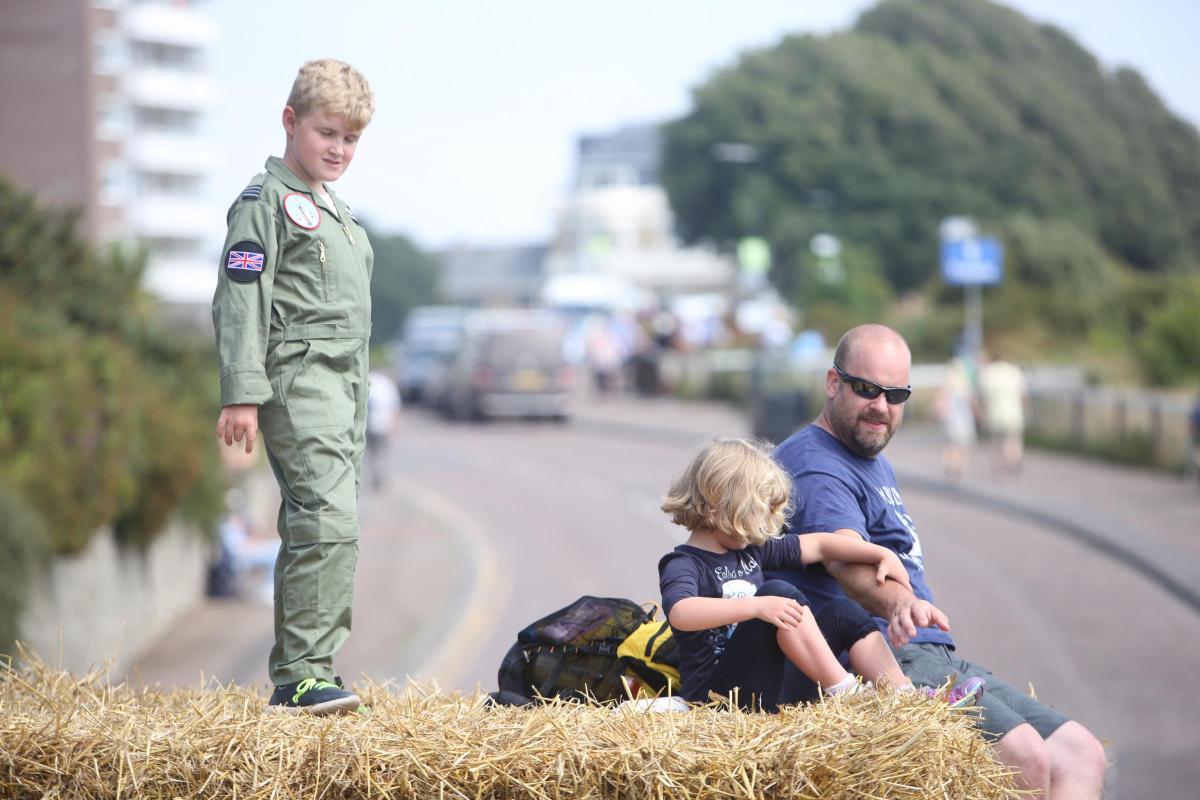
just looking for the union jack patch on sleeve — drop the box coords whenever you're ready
[224,239,266,283]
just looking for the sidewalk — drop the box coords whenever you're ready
[129,462,473,689]
[571,395,1200,614]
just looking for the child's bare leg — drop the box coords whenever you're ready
[776,613,851,691]
[847,630,910,689]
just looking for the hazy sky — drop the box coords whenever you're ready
[205,0,1199,249]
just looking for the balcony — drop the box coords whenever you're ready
[129,195,221,240]
[143,254,219,304]
[127,131,219,175]
[125,67,216,112]
[124,3,218,49]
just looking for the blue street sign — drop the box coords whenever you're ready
[941,237,1003,285]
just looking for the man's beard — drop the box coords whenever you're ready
[830,398,895,457]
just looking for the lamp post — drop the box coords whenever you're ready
[711,142,770,297]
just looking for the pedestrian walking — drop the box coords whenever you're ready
[979,350,1029,473]
[212,59,375,715]
[366,369,401,491]
[934,353,978,480]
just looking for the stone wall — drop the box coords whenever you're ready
[18,521,210,673]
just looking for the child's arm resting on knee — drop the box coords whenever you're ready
[668,595,807,631]
[796,532,911,591]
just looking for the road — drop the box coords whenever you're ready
[132,399,1200,798]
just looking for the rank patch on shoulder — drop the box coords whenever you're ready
[282,192,321,229]
[240,184,263,201]
[225,240,266,283]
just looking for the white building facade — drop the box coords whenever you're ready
[0,0,220,307]
[545,124,734,304]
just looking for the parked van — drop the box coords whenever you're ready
[441,310,572,421]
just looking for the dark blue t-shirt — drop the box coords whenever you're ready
[768,425,953,647]
[658,536,801,701]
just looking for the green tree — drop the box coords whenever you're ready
[0,176,223,554]
[365,224,443,342]
[661,0,1200,379]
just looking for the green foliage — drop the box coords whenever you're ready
[661,0,1200,382]
[366,224,443,342]
[1136,275,1200,386]
[0,483,49,658]
[0,176,223,554]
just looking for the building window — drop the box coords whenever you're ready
[101,161,129,205]
[93,30,126,75]
[132,105,198,132]
[96,97,127,140]
[131,40,200,71]
[135,171,200,195]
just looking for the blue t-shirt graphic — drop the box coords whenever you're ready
[769,424,953,647]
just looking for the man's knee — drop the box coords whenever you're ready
[758,579,809,606]
[995,724,1051,791]
[1046,721,1107,788]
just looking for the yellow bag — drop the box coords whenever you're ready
[618,617,680,697]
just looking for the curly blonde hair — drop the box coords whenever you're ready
[286,59,375,130]
[661,437,793,546]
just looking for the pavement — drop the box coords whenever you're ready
[132,392,1200,690]
[571,394,1200,615]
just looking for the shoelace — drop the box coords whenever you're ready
[291,678,340,703]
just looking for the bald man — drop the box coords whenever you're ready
[768,324,1106,799]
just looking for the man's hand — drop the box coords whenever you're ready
[886,596,950,647]
[216,404,259,454]
[753,596,807,630]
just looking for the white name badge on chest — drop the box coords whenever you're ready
[282,192,321,230]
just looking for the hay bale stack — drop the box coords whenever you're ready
[0,661,1019,799]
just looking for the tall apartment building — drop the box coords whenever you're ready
[0,0,219,307]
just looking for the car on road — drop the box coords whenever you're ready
[440,309,573,421]
[395,306,469,403]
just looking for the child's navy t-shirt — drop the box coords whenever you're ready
[658,536,801,701]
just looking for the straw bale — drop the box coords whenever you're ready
[0,659,1021,799]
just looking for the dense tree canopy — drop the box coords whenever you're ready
[662,0,1200,382]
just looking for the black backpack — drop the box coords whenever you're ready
[493,595,679,706]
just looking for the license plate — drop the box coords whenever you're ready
[512,369,547,391]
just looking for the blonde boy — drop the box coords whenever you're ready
[212,59,375,714]
[658,437,982,709]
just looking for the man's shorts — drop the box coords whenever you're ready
[895,642,1069,741]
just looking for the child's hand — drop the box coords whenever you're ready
[874,548,911,591]
[753,596,807,630]
[216,404,259,454]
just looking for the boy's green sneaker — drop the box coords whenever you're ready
[269,677,362,716]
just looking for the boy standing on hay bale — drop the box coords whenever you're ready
[770,324,1107,797]
[657,437,983,710]
[212,59,375,715]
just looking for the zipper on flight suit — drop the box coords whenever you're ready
[318,240,328,302]
[342,222,355,245]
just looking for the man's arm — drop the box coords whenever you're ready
[823,529,950,647]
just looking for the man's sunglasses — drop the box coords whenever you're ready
[834,366,912,405]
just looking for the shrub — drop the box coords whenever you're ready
[0,483,49,658]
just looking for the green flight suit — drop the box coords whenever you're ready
[212,156,373,686]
